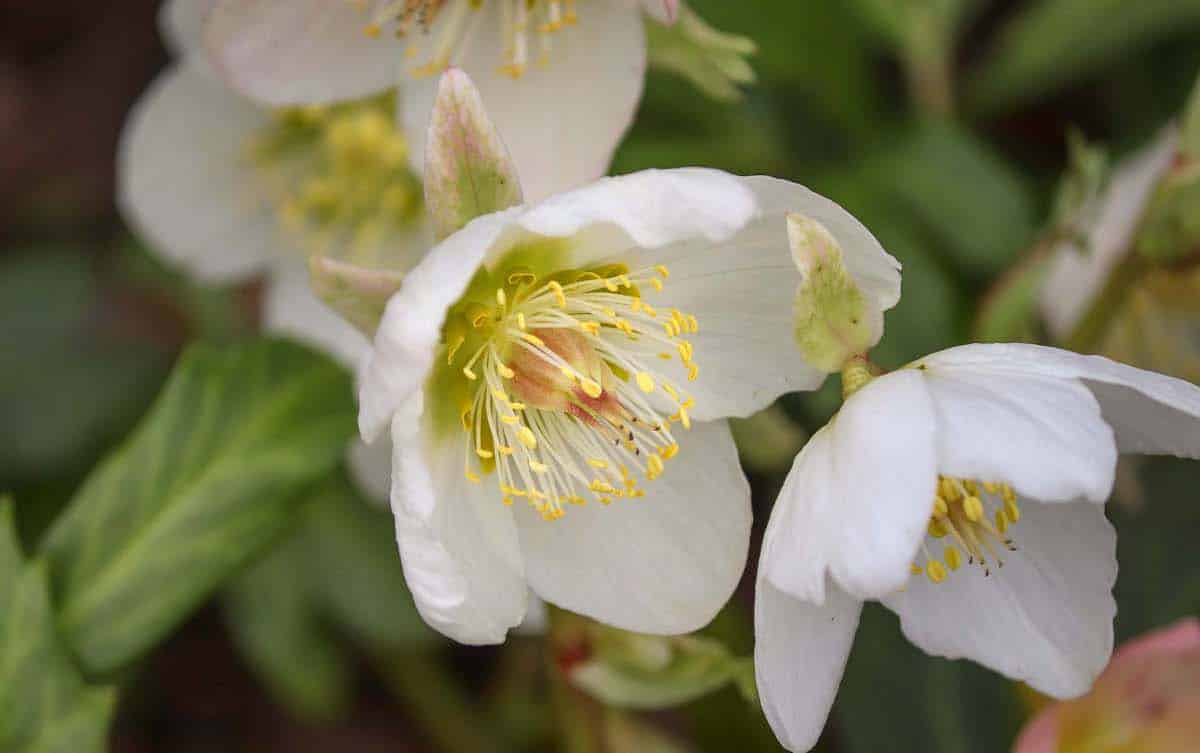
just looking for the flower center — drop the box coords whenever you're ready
[912,476,1022,584]
[358,0,581,78]
[440,260,700,520]
[247,93,422,266]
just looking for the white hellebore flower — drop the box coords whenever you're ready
[357,150,902,643]
[205,0,678,201]
[755,341,1200,752]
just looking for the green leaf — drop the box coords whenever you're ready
[0,500,117,753]
[40,338,357,676]
[570,631,752,711]
[968,0,1200,115]
[837,604,1024,753]
[224,516,353,721]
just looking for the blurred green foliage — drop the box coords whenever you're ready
[2,0,1200,751]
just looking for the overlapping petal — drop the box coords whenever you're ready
[389,393,527,644]
[262,265,371,369]
[761,370,938,603]
[921,344,1200,458]
[882,499,1117,698]
[400,1,646,202]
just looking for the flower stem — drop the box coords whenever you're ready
[546,608,610,753]
[840,354,875,400]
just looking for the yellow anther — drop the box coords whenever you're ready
[926,560,948,583]
[1004,497,1021,523]
[462,366,478,380]
[496,288,507,307]
[646,454,665,478]
[677,342,694,361]
[491,388,509,402]
[658,352,673,360]
[944,546,962,571]
[995,509,1010,534]
[476,448,494,459]
[660,444,680,459]
[517,426,538,449]
[664,321,678,337]
[509,403,526,411]
[364,22,383,37]
[498,364,516,379]
[963,480,979,496]
[587,458,608,469]
[599,497,613,506]
[464,467,481,484]
[679,406,692,429]
[590,480,616,493]
[642,304,658,318]
[928,519,948,538]
[604,278,620,292]
[501,415,520,425]
[530,460,550,473]
[560,366,576,381]
[636,372,656,393]
[933,496,949,518]
[502,496,514,507]
[517,313,527,330]
[983,481,1001,494]
[687,314,699,333]
[581,321,601,336]
[963,495,984,522]
[548,281,567,308]
[911,564,923,575]
[662,383,680,401]
[630,298,642,313]
[655,264,670,279]
[581,379,603,399]
[649,278,664,292]
[522,333,545,347]
[687,363,699,382]
[497,446,515,456]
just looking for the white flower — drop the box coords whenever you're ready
[755,343,1200,753]
[204,0,672,201]
[1040,129,1178,340]
[358,167,902,644]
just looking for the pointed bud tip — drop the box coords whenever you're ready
[425,69,523,242]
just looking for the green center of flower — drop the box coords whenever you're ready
[247,93,423,266]
[430,245,700,520]
[913,476,1022,583]
[359,0,582,79]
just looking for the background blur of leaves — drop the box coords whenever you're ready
[2,1,1199,751]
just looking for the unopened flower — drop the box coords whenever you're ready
[1015,618,1200,753]
[205,0,679,201]
[357,89,901,641]
[755,343,1200,752]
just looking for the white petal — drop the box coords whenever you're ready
[402,1,645,201]
[917,353,1118,503]
[262,263,370,369]
[389,393,527,644]
[881,499,1116,698]
[762,370,938,603]
[358,208,518,442]
[922,343,1200,459]
[118,62,277,284]
[1040,129,1178,339]
[346,436,391,505]
[745,176,902,320]
[160,0,217,59]
[513,420,750,634]
[754,576,861,753]
[206,0,398,106]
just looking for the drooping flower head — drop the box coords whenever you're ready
[753,213,1200,753]
[356,70,901,644]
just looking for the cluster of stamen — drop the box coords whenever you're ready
[248,96,421,264]
[354,0,580,78]
[448,263,700,521]
[912,476,1022,584]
